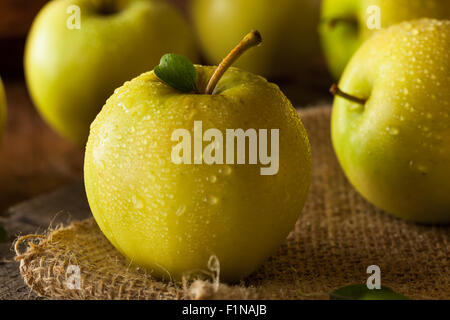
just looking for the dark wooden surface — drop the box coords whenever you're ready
[0,80,84,299]
[0,183,90,300]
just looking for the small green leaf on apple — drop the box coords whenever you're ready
[330,284,410,300]
[154,54,198,93]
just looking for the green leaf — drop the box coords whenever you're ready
[330,284,410,300]
[0,225,7,243]
[154,53,198,93]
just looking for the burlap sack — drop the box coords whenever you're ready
[14,106,450,300]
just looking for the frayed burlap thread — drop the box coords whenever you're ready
[15,106,450,300]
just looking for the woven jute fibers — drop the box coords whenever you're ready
[15,106,450,300]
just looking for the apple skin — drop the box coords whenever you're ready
[0,77,6,142]
[25,0,198,144]
[84,66,312,282]
[320,0,450,79]
[332,19,450,224]
[191,0,321,79]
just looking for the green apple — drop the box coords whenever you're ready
[191,0,321,79]
[25,0,198,144]
[0,77,6,141]
[320,0,450,79]
[332,19,450,223]
[84,32,312,282]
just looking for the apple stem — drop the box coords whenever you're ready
[330,84,366,105]
[205,30,262,95]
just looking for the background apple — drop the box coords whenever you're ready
[332,19,450,223]
[84,60,312,282]
[191,0,321,79]
[25,0,199,144]
[320,0,450,79]
[0,77,6,141]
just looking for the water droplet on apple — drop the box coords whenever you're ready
[417,165,428,174]
[132,195,144,209]
[97,159,105,170]
[222,165,233,176]
[208,175,217,183]
[386,126,399,135]
[176,205,186,216]
[188,109,197,120]
[207,196,219,205]
[409,161,429,175]
[147,173,155,181]
[118,102,128,114]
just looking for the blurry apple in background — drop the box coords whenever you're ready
[25,0,198,144]
[331,19,450,223]
[0,77,6,142]
[320,0,450,79]
[191,0,321,79]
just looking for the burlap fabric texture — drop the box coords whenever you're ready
[14,106,450,300]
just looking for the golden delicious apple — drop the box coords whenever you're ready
[332,19,450,223]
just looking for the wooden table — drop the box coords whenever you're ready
[0,79,83,299]
[0,79,84,214]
